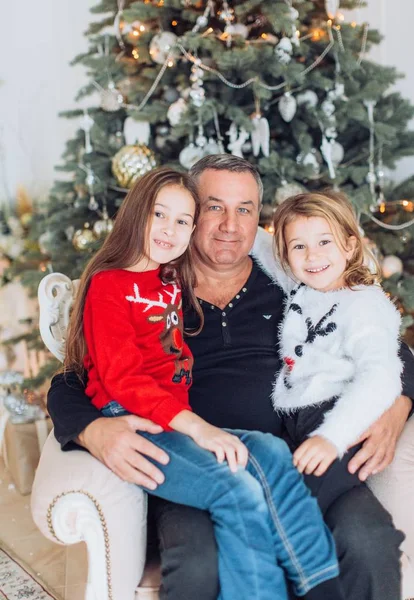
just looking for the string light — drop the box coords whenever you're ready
[132,48,139,59]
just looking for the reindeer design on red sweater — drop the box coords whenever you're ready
[126,282,192,385]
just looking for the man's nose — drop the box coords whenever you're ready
[219,211,238,233]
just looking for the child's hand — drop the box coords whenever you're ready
[191,422,248,473]
[293,436,338,476]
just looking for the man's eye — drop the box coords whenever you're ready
[207,205,222,211]
[238,207,250,214]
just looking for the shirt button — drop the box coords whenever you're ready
[228,303,233,307]
[236,295,240,299]
[210,305,215,310]
[222,311,226,316]
[242,287,247,292]
[222,322,227,327]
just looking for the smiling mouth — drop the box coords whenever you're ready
[154,239,173,249]
[306,265,329,273]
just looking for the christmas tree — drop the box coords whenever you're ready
[4,0,414,385]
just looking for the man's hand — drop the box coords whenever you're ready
[77,416,169,490]
[348,395,412,481]
[293,435,338,476]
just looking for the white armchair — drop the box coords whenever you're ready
[31,273,414,600]
[31,273,160,600]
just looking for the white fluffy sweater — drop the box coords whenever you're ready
[252,228,403,456]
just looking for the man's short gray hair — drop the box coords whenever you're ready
[189,154,263,204]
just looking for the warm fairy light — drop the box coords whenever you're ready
[172,20,178,26]
[311,28,324,41]
[264,224,275,234]
[261,33,268,39]
[379,203,386,214]
[327,19,332,27]
[132,48,139,59]
[337,12,345,22]
[167,59,175,67]
[295,29,300,38]
[220,32,229,40]
[132,30,139,36]
[157,0,164,5]
[351,21,357,27]
[403,200,409,207]
[335,25,341,30]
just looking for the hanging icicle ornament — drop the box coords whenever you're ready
[250,109,270,158]
[279,92,297,123]
[364,99,378,203]
[79,110,94,154]
[325,0,340,20]
[167,98,188,126]
[99,81,124,112]
[149,32,178,65]
[275,37,293,65]
[226,122,250,158]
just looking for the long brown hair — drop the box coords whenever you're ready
[65,167,203,376]
[273,190,380,288]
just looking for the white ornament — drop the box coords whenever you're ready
[297,150,320,175]
[250,115,270,157]
[204,138,222,155]
[123,117,150,146]
[179,143,205,170]
[167,98,188,126]
[321,100,335,117]
[279,92,297,123]
[274,181,305,205]
[297,90,318,109]
[320,136,336,179]
[381,255,403,278]
[275,37,293,64]
[331,140,344,166]
[226,123,250,158]
[80,110,94,153]
[325,0,340,19]
[225,24,249,39]
[100,82,124,112]
[149,32,178,65]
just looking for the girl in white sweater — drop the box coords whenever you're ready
[253,191,402,513]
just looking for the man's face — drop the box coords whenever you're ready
[193,169,261,268]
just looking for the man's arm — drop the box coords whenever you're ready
[47,372,169,488]
[348,341,414,480]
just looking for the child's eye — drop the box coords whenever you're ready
[154,211,164,218]
[320,240,331,246]
[293,244,305,250]
[178,219,189,226]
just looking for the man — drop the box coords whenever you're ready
[48,155,414,600]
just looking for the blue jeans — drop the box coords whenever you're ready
[102,401,339,600]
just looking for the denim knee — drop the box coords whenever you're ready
[242,430,293,466]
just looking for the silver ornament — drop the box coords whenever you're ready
[204,138,222,155]
[279,92,297,123]
[250,115,270,157]
[321,100,335,117]
[297,90,318,109]
[149,32,178,65]
[189,87,206,107]
[381,255,403,278]
[163,87,180,103]
[167,98,188,126]
[275,37,293,64]
[123,117,151,146]
[179,143,205,170]
[196,15,208,28]
[331,141,344,166]
[274,181,305,205]
[225,24,249,39]
[100,82,124,112]
[195,134,207,148]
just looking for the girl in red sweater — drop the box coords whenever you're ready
[65,167,343,600]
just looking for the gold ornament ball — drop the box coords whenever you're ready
[112,144,157,189]
[73,227,95,251]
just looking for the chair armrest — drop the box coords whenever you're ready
[31,431,148,600]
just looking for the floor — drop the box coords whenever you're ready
[0,457,88,600]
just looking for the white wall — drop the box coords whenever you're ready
[1,0,413,209]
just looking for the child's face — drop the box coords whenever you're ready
[284,216,356,292]
[147,185,196,268]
